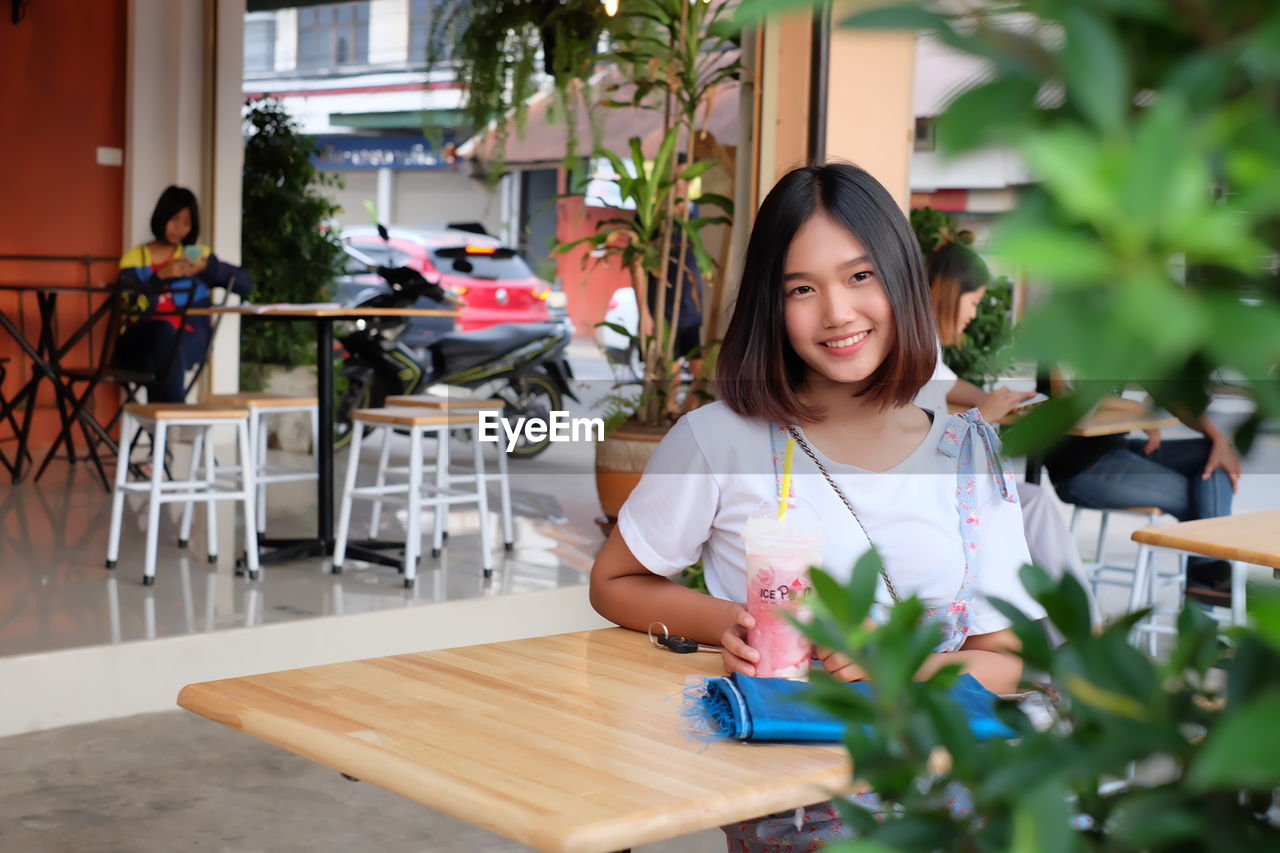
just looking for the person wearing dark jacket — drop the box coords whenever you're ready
[645,202,703,361]
[116,186,252,402]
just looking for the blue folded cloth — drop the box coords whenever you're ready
[686,672,1016,743]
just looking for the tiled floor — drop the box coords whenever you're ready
[0,341,622,658]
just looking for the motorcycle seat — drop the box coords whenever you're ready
[429,323,560,364]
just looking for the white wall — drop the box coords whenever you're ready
[124,0,209,245]
[274,7,297,72]
[325,170,381,226]
[323,169,501,235]
[369,0,409,66]
[209,0,247,395]
[393,169,501,233]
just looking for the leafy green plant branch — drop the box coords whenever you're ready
[796,551,1280,851]
[240,98,346,373]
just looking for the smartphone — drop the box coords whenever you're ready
[1014,392,1049,409]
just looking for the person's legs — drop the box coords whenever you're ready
[114,321,193,403]
[1052,447,1192,519]
[1057,441,1233,593]
[1133,437,1233,522]
[1130,436,1235,591]
[721,802,852,852]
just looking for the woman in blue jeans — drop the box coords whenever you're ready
[1045,400,1241,602]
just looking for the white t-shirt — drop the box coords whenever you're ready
[913,340,959,415]
[617,401,1045,636]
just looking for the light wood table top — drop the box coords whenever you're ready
[952,401,1177,436]
[178,628,851,853]
[1131,510,1280,570]
[189,305,457,318]
[1068,408,1178,437]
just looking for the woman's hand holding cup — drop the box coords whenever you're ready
[719,606,759,677]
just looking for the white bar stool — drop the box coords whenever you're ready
[177,392,319,542]
[106,403,260,585]
[1069,505,1184,603]
[333,407,494,587]
[373,394,514,551]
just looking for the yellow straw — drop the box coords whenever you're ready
[778,437,795,521]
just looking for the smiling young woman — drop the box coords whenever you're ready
[589,162,1041,851]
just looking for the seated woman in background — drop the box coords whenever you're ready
[918,241,1098,621]
[116,185,252,403]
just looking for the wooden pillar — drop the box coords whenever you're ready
[824,2,916,210]
[755,13,812,202]
[752,3,917,211]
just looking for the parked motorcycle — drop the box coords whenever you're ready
[335,245,578,459]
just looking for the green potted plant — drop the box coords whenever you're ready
[240,98,346,449]
[425,0,610,170]
[552,0,739,522]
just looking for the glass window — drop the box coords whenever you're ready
[347,241,411,269]
[410,0,458,64]
[297,1,370,71]
[430,249,534,281]
[244,14,276,75]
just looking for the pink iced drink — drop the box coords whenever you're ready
[744,503,823,679]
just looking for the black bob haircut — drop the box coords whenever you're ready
[150,185,200,245]
[717,162,936,424]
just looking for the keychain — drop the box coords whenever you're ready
[648,621,721,654]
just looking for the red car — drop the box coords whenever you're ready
[341,226,553,332]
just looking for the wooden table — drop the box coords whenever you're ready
[191,305,457,564]
[1131,510,1280,625]
[1067,408,1178,438]
[178,628,851,853]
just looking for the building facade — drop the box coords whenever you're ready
[243,0,502,235]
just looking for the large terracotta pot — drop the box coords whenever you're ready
[595,420,671,526]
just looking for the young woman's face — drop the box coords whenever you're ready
[956,286,986,339]
[165,207,192,245]
[782,212,895,388]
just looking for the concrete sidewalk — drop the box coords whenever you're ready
[0,709,725,853]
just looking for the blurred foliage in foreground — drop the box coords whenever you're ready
[737,0,1280,455]
[798,552,1280,852]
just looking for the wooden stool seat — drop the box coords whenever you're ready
[125,403,249,420]
[1119,506,1162,516]
[384,394,505,411]
[202,392,320,408]
[353,407,475,428]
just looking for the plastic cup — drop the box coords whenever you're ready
[744,497,824,680]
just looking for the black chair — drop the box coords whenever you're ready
[0,357,33,478]
[35,281,195,488]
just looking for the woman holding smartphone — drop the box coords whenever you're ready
[116,186,252,402]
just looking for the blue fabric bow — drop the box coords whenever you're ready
[686,672,1017,743]
[938,408,1017,504]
